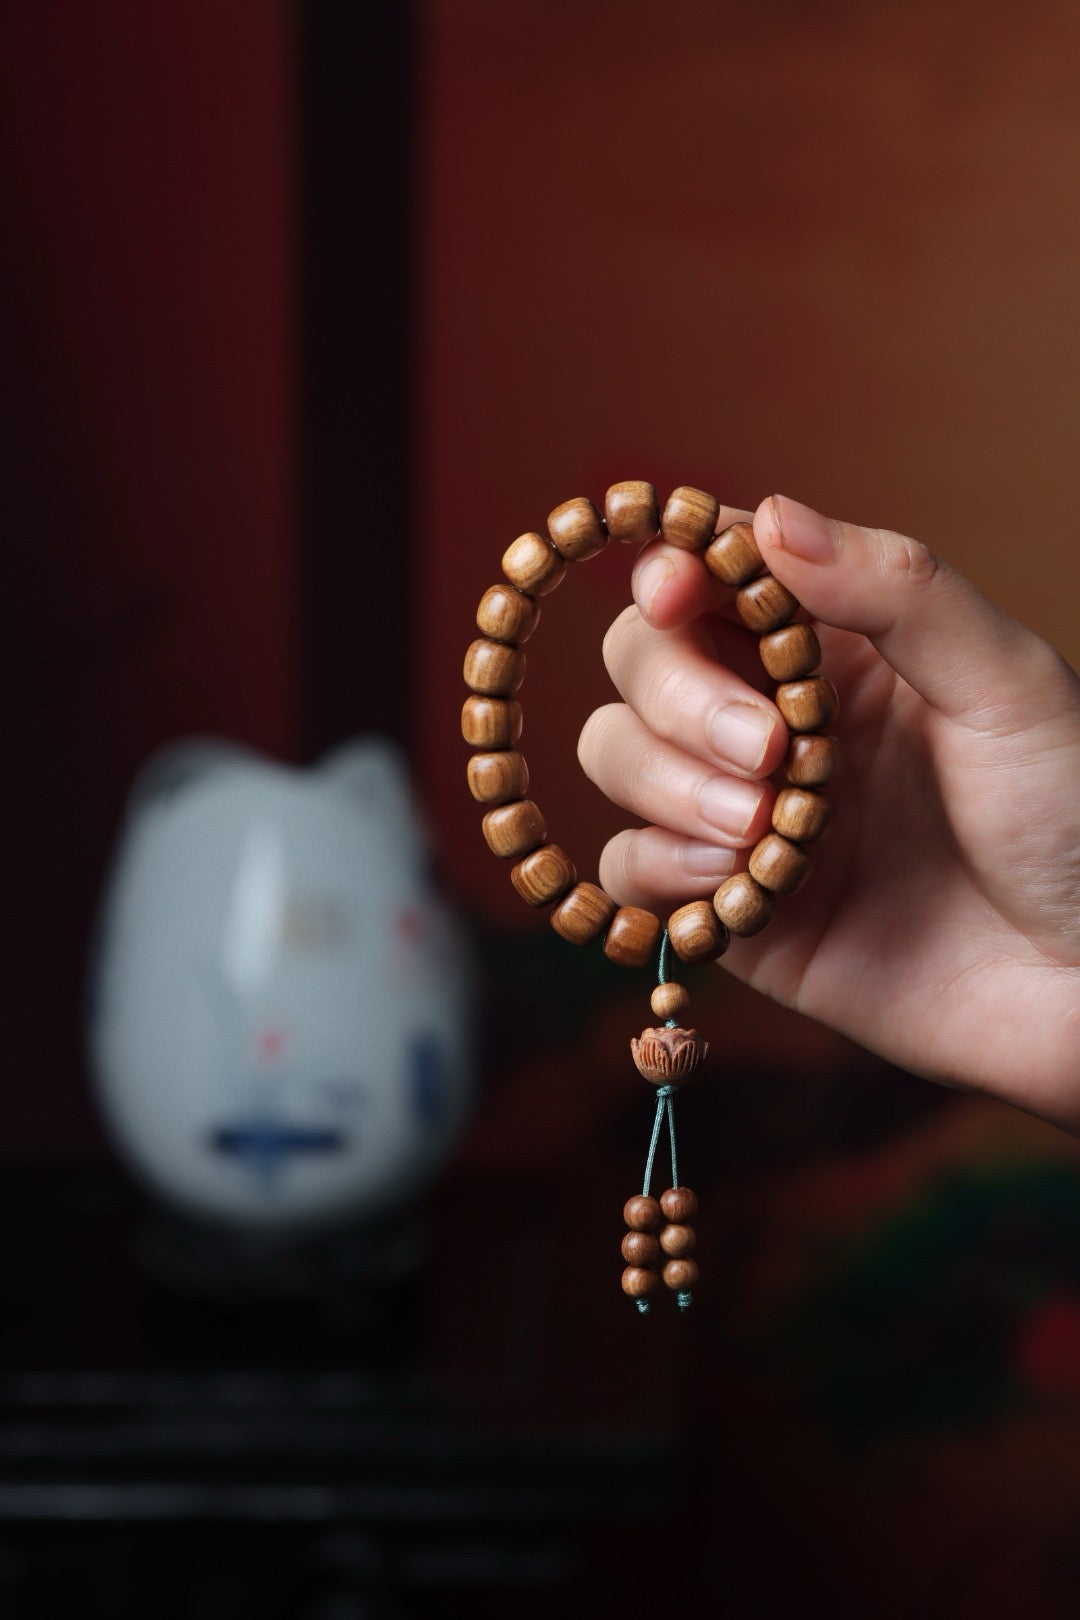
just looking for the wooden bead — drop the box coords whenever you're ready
[748,833,811,895]
[785,732,842,787]
[661,485,719,553]
[551,881,617,944]
[622,1265,660,1299]
[482,799,547,858]
[659,1223,696,1258]
[660,1186,698,1221]
[502,531,567,597]
[772,787,830,844]
[662,1257,699,1292]
[703,521,763,587]
[604,906,662,968]
[736,573,799,632]
[604,480,660,545]
[476,583,540,645]
[461,695,523,748]
[650,982,690,1021]
[510,843,577,906]
[666,899,729,964]
[624,1194,662,1231]
[759,622,821,681]
[547,496,607,561]
[713,872,776,936]
[776,676,839,733]
[621,1230,661,1266]
[463,637,525,697]
[467,750,528,805]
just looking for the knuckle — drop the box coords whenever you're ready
[576,703,623,779]
[881,530,941,591]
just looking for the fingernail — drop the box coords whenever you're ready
[677,842,737,878]
[772,495,838,564]
[706,702,773,772]
[697,775,762,838]
[636,556,674,616]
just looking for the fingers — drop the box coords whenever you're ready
[632,502,753,630]
[598,827,736,911]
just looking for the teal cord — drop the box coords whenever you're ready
[633,927,694,1314]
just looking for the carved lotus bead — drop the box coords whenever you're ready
[630,1025,708,1085]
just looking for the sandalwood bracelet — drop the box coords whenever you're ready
[462,481,840,1312]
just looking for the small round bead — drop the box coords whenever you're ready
[650,982,690,1021]
[510,843,577,906]
[748,833,812,895]
[785,732,842,787]
[463,638,525,697]
[481,799,547,858]
[623,1194,662,1231]
[502,531,567,597]
[604,480,660,545]
[667,899,729,964]
[547,496,607,562]
[466,750,528,805]
[703,521,763,587]
[604,906,663,968]
[776,676,839,733]
[772,787,830,844]
[661,485,719,553]
[662,1257,699,1292]
[621,1230,661,1266]
[461,696,522,749]
[476,583,541,644]
[759,622,821,682]
[713,872,776,937]
[550,881,618,944]
[736,573,800,632]
[659,1223,696,1258]
[622,1265,660,1300]
[660,1186,698,1221]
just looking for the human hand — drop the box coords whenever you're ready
[578,495,1080,1128]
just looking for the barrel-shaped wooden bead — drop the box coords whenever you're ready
[661,486,719,553]
[621,1230,661,1266]
[659,1223,696,1258]
[624,1194,662,1231]
[464,638,525,698]
[481,799,547,858]
[604,480,660,545]
[502,531,567,597]
[736,573,800,632]
[622,1265,660,1299]
[604,906,662,968]
[662,1257,699,1292]
[748,833,811,895]
[785,732,842,787]
[703,522,763,587]
[713,872,776,936]
[476,583,540,645]
[510,843,577,906]
[548,496,607,561]
[772,787,830,844]
[660,1186,698,1221]
[650,982,690,1021]
[550,881,617,944]
[776,676,839,733]
[467,750,529,805]
[461,695,523,748]
[759,622,821,681]
[666,899,729,964]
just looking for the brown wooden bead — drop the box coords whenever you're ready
[623,1194,662,1231]
[604,906,662,968]
[703,521,764,587]
[666,899,729,964]
[622,1265,660,1299]
[772,787,830,844]
[776,676,839,733]
[467,750,528,805]
[510,843,577,906]
[736,573,800,632]
[660,1186,698,1221]
[476,583,540,645]
[463,638,525,697]
[659,1223,696,1258]
[550,881,617,944]
[461,695,523,749]
[661,485,720,553]
[604,480,660,544]
[785,732,842,787]
[748,832,812,895]
[713,871,776,936]
[650,982,690,1021]
[481,799,547,858]
[502,530,567,597]
[662,1257,699,1292]
[759,622,821,682]
[621,1230,661,1266]
[547,496,607,561]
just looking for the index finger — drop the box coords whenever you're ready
[633,502,755,629]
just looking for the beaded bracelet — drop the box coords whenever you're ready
[462,482,840,1313]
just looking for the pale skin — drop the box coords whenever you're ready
[577,495,1080,1132]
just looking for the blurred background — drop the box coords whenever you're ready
[4,1,1080,1615]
